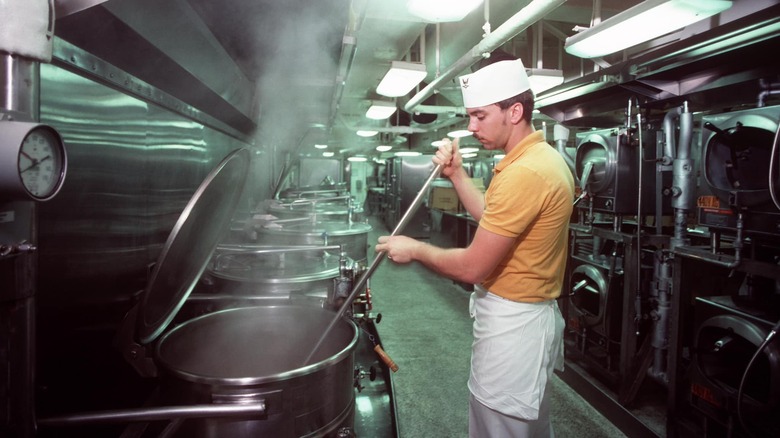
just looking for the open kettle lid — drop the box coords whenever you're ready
[136,148,251,345]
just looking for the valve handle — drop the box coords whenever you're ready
[373,344,399,373]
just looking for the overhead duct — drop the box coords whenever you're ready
[404,0,567,113]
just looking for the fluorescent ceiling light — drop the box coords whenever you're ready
[564,0,732,58]
[462,153,478,159]
[366,101,397,120]
[376,61,427,97]
[494,154,506,159]
[348,156,368,162]
[376,145,393,152]
[527,69,564,94]
[356,130,379,137]
[394,151,422,157]
[407,0,484,23]
[447,129,472,138]
[314,144,328,149]
[459,147,480,154]
[323,152,335,157]
[431,140,447,147]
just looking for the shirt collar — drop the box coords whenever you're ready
[494,131,544,173]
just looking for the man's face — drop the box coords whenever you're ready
[465,104,512,151]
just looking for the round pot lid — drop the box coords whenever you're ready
[258,220,372,237]
[137,148,251,345]
[208,244,341,283]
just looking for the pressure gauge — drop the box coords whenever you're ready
[1,121,67,201]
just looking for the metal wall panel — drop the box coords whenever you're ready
[36,64,251,327]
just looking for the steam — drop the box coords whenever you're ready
[250,0,348,150]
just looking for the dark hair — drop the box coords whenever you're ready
[475,50,535,124]
[496,90,535,124]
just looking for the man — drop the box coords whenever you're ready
[375,57,574,437]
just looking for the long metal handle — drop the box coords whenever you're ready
[302,163,443,366]
[37,403,266,427]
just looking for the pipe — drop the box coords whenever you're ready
[670,102,695,249]
[303,163,444,365]
[758,79,780,107]
[677,102,693,160]
[554,124,577,183]
[649,251,671,385]
[769,117,780,211]
[414,104,466,115]
[435,23,441,77]
[404,0,568,113]
[1,53,39,119]
[662,107,680,162]
[676,214,744,269]
[635,110,644,336]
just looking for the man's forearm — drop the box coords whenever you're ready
[450,168,485,220]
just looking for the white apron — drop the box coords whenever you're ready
[467,285,564,420]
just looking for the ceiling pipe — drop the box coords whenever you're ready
[415,104,466,115]
[404,0,568,113]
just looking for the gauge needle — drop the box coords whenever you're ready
[20,155,51,173]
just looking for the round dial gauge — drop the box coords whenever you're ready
[17,126,67,200]
[1,122,67,201]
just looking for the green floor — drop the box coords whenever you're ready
[366,215,627,437]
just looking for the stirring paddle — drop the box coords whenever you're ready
[302,163,443,366]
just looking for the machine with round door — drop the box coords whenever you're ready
[566,257,625,375]
[699,105,780,237]
[575,127,664,215]
[689,295,780,437]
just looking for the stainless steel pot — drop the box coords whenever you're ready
[266,196,361,222]
[254,220,372,262]
[155,304,358,437]
[205,244,343,300]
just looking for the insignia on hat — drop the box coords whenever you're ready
[461,78,469,89]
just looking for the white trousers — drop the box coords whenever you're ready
[469,384,554,438]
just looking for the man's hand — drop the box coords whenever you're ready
[433,137,463,179]
[375,235,420,264]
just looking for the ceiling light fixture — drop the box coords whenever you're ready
[356,130,379,137]
[376,61,427,97]
[314,144,328,149]
[526,68,564,94]
[407,0,484,23]
[431,140,447,147]
[462,153,478,159]
[394,151,422,157]
[366,101,397,120]
[323,152,335,157]
[564,0,733,58]
[459,147,480,154]
[447,129,472,138]
[376,145,393,152]
[347,156,368,162]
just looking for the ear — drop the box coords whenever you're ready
[508,102,524,125]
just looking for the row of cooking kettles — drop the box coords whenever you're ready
[41,148,393,437]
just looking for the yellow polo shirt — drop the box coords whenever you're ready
[479,131,574,302]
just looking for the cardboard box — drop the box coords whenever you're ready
[429,178,486,212]
[430,186,459,211]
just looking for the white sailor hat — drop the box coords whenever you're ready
[458,58,530,108]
